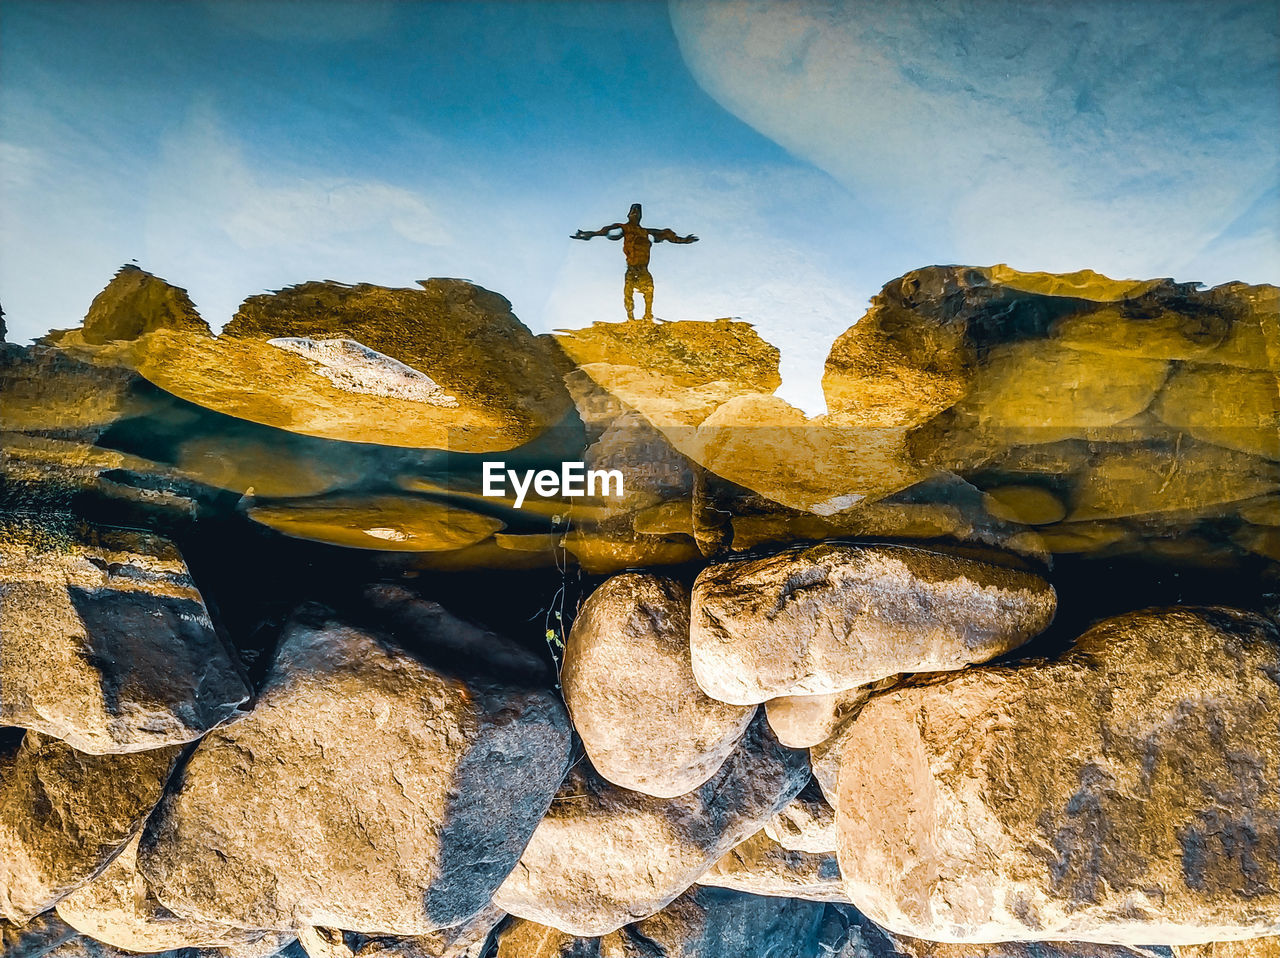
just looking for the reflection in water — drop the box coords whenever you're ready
[572,203,699,321]
[2,262,1276,590]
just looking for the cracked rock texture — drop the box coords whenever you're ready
[698,829,849,903]
[561,574,755,797]
[836,607,1280,944]
[0,525,250,754]
[690,543,1056,705]
[0,732,181,923]
[493,713,810,936]
[56,834,291,954]
[138,601,571,935]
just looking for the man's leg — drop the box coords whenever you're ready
[623,274,636,320]
[640,269,655,321]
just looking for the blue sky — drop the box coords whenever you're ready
[3,0,1277,413]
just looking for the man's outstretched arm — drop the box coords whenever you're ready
[571,223,625,240]
[648,227,699,244]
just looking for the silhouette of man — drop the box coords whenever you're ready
[572,203,698,321]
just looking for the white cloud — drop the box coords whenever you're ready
[669,0,1280,283]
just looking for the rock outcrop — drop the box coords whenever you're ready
[56,834,290,953]
[0,732,181,923]
[138,600,571,935]
[493,714,810,936]
[836,607,1280,944]
[561,573,755,797]
[690,543,1055,704]
[492,888,841,958]
[0,524,249,754]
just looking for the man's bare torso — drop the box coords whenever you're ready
[620,223,652,268]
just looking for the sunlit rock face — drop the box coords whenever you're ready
[690,543,1056,705]
[71,265,211,346]
[492,889,847,958]
[138,600,572,935]
[1173,941,1280,958]
[836,608,1280,945]
[52,274,574,452]
[0,524,249,754]
[698,829,849,904]
[294,908,503,958]
[493,713,810,936]
[0,732,182,923]
[561,573,755,798]
[55,834,293,955]
[765,785,838,854]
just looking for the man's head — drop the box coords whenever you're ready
[628,203,642,223]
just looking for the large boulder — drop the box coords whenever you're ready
[56,834,289,953]
[0,524,250,754]
[492,713,810,936]
[561,574,755,797]
[836,607,1280,944]
[138,598,572,935]
[0,731,181,922]
[690,543,1055,705]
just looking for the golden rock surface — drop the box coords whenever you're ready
[0,526,249,754]
[690,544,1055,705]
[0,733,181,923]
[492,715,809,936]
[836,607,1280,944]
[246,495,505,552]
[138,606,571,935]
[698,829,849,903]
[56,834,287,954]
[561,574,755,798]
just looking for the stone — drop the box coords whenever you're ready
[764,685,886,750]
[560,528,701,575]
[1153,365,1279,461]
[76,265,211,345]
[614,887,831,958]
[764,786,838,853]
[0,345,159,435]
[245,496,505,552]
[0,912,79,958]
[583,411,695,516]
[216,279,573,449]
[294,906,503,958]
[0,731,181,923]
[138,599,572,935]
[0,524,250,754]
[59,278,572,453]
[32,938,302,958]
[1173,942,1280,958]
[1066,443,1278,522]
[836,607,1280,944]
[983,486,1067,526]
[561,574,755,798]
[887,933,1173,958]
[493,888,836,958]
[698,829,849,903]
[492,713,810,936]
[56,834,289,953]
[690,543,1056,705]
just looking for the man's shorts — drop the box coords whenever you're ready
[624,265,654,291]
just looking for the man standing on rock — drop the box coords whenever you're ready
[572,203,698,322]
